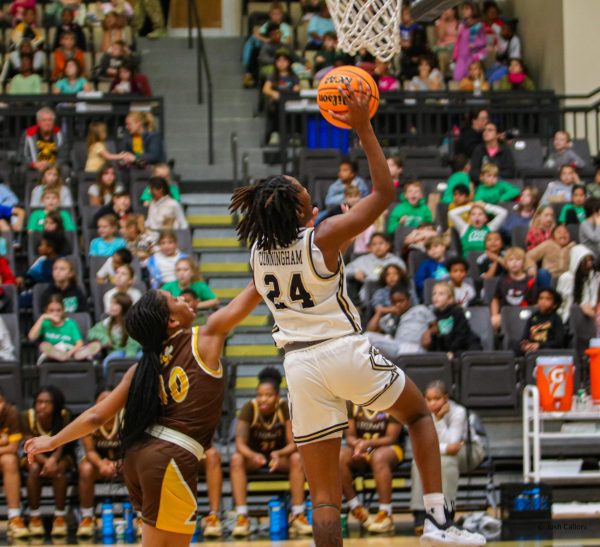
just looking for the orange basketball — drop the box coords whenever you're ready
[317,65,380,129]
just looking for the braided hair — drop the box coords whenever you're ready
[120,290,170,454]
[230,176,303,251]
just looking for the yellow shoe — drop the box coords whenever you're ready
[51,516,67,537]
[366,510,394,533]
[76,516,95,537]
[289,513,312,536]
[28,516,45,537]
[351,505,374,528]
[202,513,222,538]
[232,514,251,537]
[8,516,29,538]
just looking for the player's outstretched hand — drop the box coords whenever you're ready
[24,436,55,463]
[328,81,372,132]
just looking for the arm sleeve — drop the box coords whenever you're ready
[447,205,470,235]
[87,321,109,345]
[499,148,516,178]
[0,319,15,361]
[139,133,165,164]
[486,203,509,231]
[386,204,402,235]
[499,181,521,202]
[414,261,431,294]
[193,281,217,301]
[437,404,467,452]
[525,242,544,269]
[174,202,189,229]
[448,309,473,352]
[543,315,566,349]
[324,182,344,209]
[61,211,76,231]
[68,320,83,342]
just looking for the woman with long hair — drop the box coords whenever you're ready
[25,286,261,546]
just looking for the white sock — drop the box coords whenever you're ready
[423,493,446,525]
[379,503,392,515]
[29,509,41,518]
[236,505,248,516]
[348,496,361,511]
[81,507,94,518]
[54,510,66,518]
[8,508,20,519]
[292,504,305,516]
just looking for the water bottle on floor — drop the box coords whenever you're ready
[268,496,288,540]
[102,500,115,540]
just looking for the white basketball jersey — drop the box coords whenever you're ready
[251,228,361,347]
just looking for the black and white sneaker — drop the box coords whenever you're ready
[420,509,486,546]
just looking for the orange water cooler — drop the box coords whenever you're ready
[535,356,574,411]
[585,339,600,404]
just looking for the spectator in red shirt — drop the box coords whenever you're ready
[526,206,555,251]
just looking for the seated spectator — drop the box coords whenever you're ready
[525,224,573,288]
[399,3,428,79]
[92,189,133,227]
[559,184,587,224]
[441,154,472,205]
[0,387,26,537]
[8,54,42,94]
[371,263,413,313]
[75,389,124,538]
[40,211,71,254]
[312,31,338,77]
[0,253,17,290]
[51,31,85,82]
[23,107,66,171]
[28,295,100,362]
[415,236,449,301]
[45,0,85,26]
[491,246,537,329]
[470,122,516,182]
[448,201,507,255]
[262,50,300,145]
[544,130,585,170]
[30,166,73,208]
[121,214,156,261]
[433,8,458,77]
[101,9,130,53]
[323,159,369,212]
[519,288,565,355]
[28,189,75,232]
[540,164,579,206]
[587,166,600,199]
[94,39,138,80]
[0,203,25,232]
[526,206,555,250]
[387,155,405,192]
[89,214,126,257]
[374,59,400,92]
[20,386,74,537]
[40,257,87,313]
[306,1,335,50]
[482,1,504,52]
[0,38,45,85]
[473,163,520,204]
[256,22,295,79]
[446,256,477,307]
[88,166,123,206]
[242,2,292,88]
[447,184,473,229]
[102,264,142,312]
[477,231,506,279]
[579,197,600,257]
[407,55,443,91]
[500,186,539,241]
[497,58,535,91]
[18,233,63,298]
[146,230,187,288]
[495,18,521,66]
[367,286,434,358]
[10,7,43,48]
[410,380,485,535]
[145,177,189,232]
[95,247,132,284]
[53,58,90,94]
[387,180,432,233]
[231,367,311,538]
[161,257,219,310]
[454,109,489,158]
[459,60,489,93]
[339,404,404,534]
[119,111,166,167]
[453,2,486,82]
[316,185,362,228]
[139,163,180,205]
[422,282,481,357]
[403,222,440,256]
[52,7,86,50]
[9,0,35,25]
[89,293,141,376]
[109,62,152,96]
[557,244,599,323]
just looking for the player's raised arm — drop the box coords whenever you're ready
[314,83,395,257]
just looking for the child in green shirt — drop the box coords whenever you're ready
[559,184,587,224]
[139,163,180,206]
[474,163,520,204]
[27,188,76,232]
[160,257,220,311]
[387,180,432,233]
[441,155,472,204]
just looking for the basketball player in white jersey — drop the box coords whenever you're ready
[230,84,485,547]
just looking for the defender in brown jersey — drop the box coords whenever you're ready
[25,286,262,547]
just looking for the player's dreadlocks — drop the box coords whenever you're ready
[230,175,303,251]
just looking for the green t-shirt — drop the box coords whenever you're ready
[474,180,520,204]
[559,204,586,224]
[139,184,181,203]
[27,209,76,232]
[40,318,82,349]
[387,199,432,233]
[442,172,471,204]
[160,280,216,301]
[461,225,490,255]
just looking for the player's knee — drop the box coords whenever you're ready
[289,451,302,468]
[27,462,41,476]
[205,448,221,467]
[230,452,244,469]
[0,453,17,471]
[369,449,388,471]
[79,460,94,479]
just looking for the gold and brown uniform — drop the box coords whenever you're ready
[19,408,73,467]
[122,327,225,535]
[350,404,404,462]
[88,411,123,462]
[0,404,22,448]
[238,399,289,459]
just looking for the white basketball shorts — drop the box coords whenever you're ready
[283,334,405,446]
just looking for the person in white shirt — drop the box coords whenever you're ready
[95,248,133,285]
[410,380,485,535]
[146,231,187,289]
[102,264,142,313]
[145,177,188,232]
[0,316,16,361]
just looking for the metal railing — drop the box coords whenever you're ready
[187,0,214,165]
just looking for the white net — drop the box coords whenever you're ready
[326,0,402,62]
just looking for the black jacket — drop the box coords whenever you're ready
[429,304,481,353]
[455,127,484,158]
[470,143,516,183]
[520,310,565,352]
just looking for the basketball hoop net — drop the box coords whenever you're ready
[326,0,402,62]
